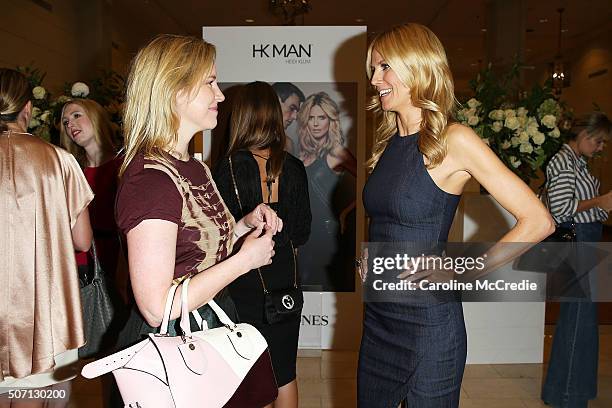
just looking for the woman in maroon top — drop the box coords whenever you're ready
[113,33,280,382]
[60,99,123,288]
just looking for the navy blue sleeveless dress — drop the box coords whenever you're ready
[358,133,467,408]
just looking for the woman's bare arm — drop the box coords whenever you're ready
[451,125,554,242]
[72,207,93,252]
[127,219,275,327]
[451,124,555,276]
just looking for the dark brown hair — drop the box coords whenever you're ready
[0,68,31,132]
[228,81,286,182]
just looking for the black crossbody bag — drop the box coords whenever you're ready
[229,155,303,324]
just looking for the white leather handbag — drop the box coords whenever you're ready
[81,277,277,407]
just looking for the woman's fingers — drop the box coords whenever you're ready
[277,217,284,233]
[259,204,279,231]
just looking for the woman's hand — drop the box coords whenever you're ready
[237,224,276,271]
[598,191,612,212]
[396,256,456,284]
[242,203,283,233]
[357,248,368,283]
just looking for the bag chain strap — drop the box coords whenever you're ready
[228,155,297,294]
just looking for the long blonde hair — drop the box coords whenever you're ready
[297,92,343,160]
[366,23,457,171]
[228,81,286,182]
[120,34,216,176]
[60,99,115,167]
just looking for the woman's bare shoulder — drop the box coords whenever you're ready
[443,123,497,173]
[446,123,480,144]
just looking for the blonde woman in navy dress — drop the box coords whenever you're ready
[358,23,555,407]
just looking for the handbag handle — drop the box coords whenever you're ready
[90,240,104,281]
[179,277,237,336]
[158,282,181,335]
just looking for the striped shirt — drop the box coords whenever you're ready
[545,144,608,224]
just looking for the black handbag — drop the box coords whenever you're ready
[228,155,303,324]
[79,242,115,358]
[261,241,303,324]
[546,222,576,243]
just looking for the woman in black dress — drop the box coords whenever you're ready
[214,81,311,408]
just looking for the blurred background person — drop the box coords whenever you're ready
[272,82,305,153]
[215,81,311,408]
[542,111,612,408]
[0,68,93,407]
[60,99,126,302]
[296,91,356,291]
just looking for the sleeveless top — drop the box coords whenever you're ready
[364,133,460,243]
[363,133,461,303]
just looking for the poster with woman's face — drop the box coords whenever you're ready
[213,82,357,292]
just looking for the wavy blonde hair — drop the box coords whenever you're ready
[297,92,344,161]
[60,99,115,167]
[120,34,216,176]
[366,23,457,171]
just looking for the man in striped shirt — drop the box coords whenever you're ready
[542,112,611,408]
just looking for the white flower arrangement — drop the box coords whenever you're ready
[504,116,520,130]
[456,94,571,182]
[488,109,505,121]
[532,131,546,145]
[32,86,46,100]
[517,107,528,117]
[519,143,534,154]
[71,82,90,97]
[509,156,521,168]
[541,114,557,129]
[467,98,481,109]
[504,109,516,118]
[39,110,52,124]
[549,127,561,138]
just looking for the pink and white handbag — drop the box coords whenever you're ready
[81,277,278,407]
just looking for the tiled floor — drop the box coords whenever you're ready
[68,327,612,407]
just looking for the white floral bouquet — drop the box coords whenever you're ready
[17,65,124,145]
[456,64,573,183]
